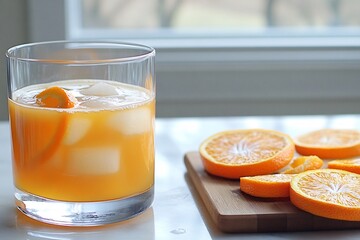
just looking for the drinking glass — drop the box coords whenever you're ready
[6,41,155,226]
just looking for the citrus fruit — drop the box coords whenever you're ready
[9,100,68,166]
[9,86,75,166]
[328,159,360,174]
[36,86,77,108]
[240,174,296,198]
[199,129,295,179]
[290,169,360,221]
[294,129,360,159]
[282,155,323,174]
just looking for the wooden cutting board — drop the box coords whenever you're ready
[184,151,360,233]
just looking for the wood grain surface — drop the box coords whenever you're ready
[184,151,360,233]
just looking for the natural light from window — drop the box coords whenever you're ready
[57,0,360,118]
[76,0,360,37]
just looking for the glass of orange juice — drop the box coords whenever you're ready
[6,41,155,226]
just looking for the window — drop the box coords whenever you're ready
[69,0,360,43]
[28,0,360,117]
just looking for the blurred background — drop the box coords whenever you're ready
[1,0,360,120]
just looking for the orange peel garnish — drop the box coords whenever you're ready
[36,86,77,108]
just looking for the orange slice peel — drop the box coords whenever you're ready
[240,174,296,198]
[199,129,295,179]
[290,169,360,221]
[36,86,77,108]
[328,158,360,174]
[294,129,360,159]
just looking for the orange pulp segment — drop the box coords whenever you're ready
[199,129,295,179]
[36,86,77,108]
[282,155,323,174]
[290,169,360,221]
[328,158,360,174]
[240,174,296,198]
[294,129,360,159]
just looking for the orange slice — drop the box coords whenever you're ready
[199,129,295,179]
[328,159,360,174]
[294,129,360,159]
[282,155,323,174]
[36,86,77,108]
[240,174,296,198]
[9,86,75,166]
[9,101,68,166]
[290,169,360,221]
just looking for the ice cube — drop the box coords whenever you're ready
[108,107,152,135]
[80,82,118,96]
[63,117,92,145]
[80,98,118,109]
[67,147,120,175]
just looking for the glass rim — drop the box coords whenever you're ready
[6,40,155,64]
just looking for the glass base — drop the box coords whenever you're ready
[14,187,154,226]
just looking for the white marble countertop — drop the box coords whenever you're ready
[2,115,360,239]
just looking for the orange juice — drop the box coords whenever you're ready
[9,80,155,202]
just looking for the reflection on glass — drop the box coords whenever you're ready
[15,208,155,240]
